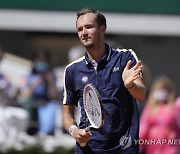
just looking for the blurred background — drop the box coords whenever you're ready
[0,0,180,154]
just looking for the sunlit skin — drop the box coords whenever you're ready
[76,13,106,62]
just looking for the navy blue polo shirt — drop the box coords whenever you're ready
[63,44,140,154]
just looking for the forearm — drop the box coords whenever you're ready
[62,105,77,133]
[62,104,91,144]
[127,82,146,101]
[122,59,146,101]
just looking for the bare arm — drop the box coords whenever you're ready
[62,104,91,144]
[127,77,146,101]
[122,60,146,101]
[62,104,77,132]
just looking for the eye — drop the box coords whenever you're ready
[86,26,91,29]
[77,27,83,32]
[85,25,94,29]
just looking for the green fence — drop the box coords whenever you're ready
[0,0,180,15]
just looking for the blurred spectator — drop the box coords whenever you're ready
[139,75,179,154]
[53,44,85,149]
[54,44,85,97]
[174,97,180,153]
[54,44,85,124]
[0,73,13,98]
[0,46,12,99]
[0,43,4,61]
[0,43,36,151]
[0,87,33,152]
[16,48,59,135]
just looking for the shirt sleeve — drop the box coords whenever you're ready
[63,65,78,106]
[120,49,138,69]
[117,48,143,80]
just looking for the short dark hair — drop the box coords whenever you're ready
[77,8,107,28]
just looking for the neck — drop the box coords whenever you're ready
[86,43,106,62]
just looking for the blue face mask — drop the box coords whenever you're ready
[34,61,49,72]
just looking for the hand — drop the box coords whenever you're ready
[72,128,92,146]
[122,60,143,88]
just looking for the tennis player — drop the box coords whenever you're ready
[62,8,146,154]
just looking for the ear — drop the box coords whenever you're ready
[101,25,106,33]
[100,25,106,37]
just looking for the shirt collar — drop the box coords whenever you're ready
[85,43,111,65]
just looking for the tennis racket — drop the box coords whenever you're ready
[80,83,104,147]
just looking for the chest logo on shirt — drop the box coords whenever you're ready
[82,76,88,83]
[112,67,119,72]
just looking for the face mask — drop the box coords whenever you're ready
[153,89,168,102]
[34,61,49,73]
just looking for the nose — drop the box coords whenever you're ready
[82,27,88,36]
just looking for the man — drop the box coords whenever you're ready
[62,8,146,154]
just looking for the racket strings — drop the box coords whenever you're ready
[85,89,101,128]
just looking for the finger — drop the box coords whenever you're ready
[84,129,92,136]
[80,129,91,137]
[134,67,142,76]
[133,70,142,80]
[85,127,90,132]
[87,130,92,136]
[78,129,87,137]
[125,60,132,70]
[137,65,143,72]
[133,75,140,81]
[133,60,142,70]
[78,134,83,140]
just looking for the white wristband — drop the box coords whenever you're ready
[69,125,77,136]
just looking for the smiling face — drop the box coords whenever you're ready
[76,13,105,49]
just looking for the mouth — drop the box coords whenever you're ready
[82,36,92,43]
[82,37,89,41]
